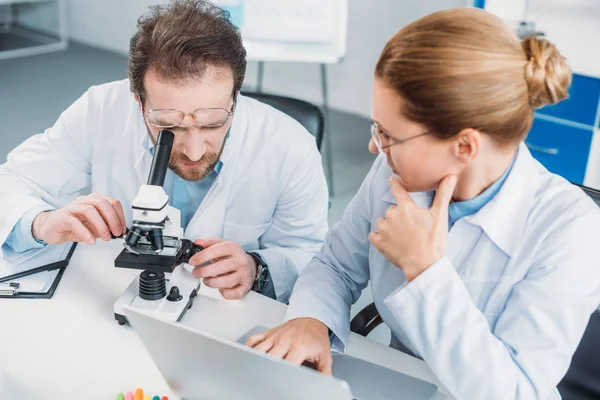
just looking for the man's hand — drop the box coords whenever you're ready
[190,238,258,300]
[32,193,127,245]
[246,318,333,375]
[368,175,457,282]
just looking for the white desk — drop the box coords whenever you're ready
[0,240,451,399]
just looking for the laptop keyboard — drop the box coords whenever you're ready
[237,326,437,400]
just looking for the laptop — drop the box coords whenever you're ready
[124,306,438,400]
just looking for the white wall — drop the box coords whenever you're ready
[65,0,155,52]
[22,0,467,118]
[243,0,467,118]
[482,0,528,22]
[11,1,62,36]
[483,0,600,79]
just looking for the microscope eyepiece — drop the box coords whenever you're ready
[148,130,174,187]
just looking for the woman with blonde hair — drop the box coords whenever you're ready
[247,7,600,399]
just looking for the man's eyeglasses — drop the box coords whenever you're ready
[370,121,432,153]
[142,95,236,129]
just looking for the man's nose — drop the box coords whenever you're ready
[181,128,207,162]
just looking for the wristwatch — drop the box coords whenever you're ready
[247,252,269,293]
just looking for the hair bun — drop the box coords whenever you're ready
[522,36,571,109]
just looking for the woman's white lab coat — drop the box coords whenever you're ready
[286,145,600,399]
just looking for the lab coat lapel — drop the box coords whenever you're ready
[463,142,537,258]
[111,106,151,224]
[134,144,152,188]
[131,109,153,188]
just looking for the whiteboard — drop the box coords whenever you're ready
[214,0,348,64]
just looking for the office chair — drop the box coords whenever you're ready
[242,92,324,151]
[350,184,600,400]
[557,185,600,400]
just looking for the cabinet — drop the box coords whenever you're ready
[525,115,594,184]
[0,0,67,60]
[525,73,600,185]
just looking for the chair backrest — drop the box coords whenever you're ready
[558,184,600,400]
[558,310,600,399]
[242,92,324,151]
[578,184,600,206]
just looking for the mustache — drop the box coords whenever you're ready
[169,151,218,165]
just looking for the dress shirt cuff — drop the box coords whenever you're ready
[285,305,348,354]
[5,205,54,253]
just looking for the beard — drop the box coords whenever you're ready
[169,149,221,181]
[147,129,227,182]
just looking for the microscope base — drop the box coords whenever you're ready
[114,264,201,326]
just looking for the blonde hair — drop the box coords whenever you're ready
[375,7,571,146]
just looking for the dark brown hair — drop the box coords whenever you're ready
[129,0,247,99]
[375,8,571,146]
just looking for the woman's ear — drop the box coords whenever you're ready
[452,128,481,164]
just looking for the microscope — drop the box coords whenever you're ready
[113,130,204,325]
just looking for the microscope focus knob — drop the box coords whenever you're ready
[167,286,183,302]
[190,244,204,257]
[138,271,166,301]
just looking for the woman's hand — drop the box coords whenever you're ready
[369,175,457,281]
[246,318,333,375]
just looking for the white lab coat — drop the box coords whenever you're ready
[286,144,600,399]
[0,80,329,302]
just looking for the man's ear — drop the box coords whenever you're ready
[134,94,144,113]
[452,128,481,165]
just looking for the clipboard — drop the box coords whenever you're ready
[0,242,78,299]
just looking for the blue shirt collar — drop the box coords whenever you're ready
[448,156,516,226]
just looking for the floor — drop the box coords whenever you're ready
[0,41,391,345]
[0,30,40,51]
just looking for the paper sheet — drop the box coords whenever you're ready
[0,242,73,293]
[6,269,61,292]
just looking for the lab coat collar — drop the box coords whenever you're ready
[380,142,537,258]
[463,142,536,257]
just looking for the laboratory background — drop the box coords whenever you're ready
[0,0,599,399]
[3,0,599,342]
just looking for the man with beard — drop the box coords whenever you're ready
[0,0,328,303]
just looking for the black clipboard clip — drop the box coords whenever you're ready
[0,242,78,299]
